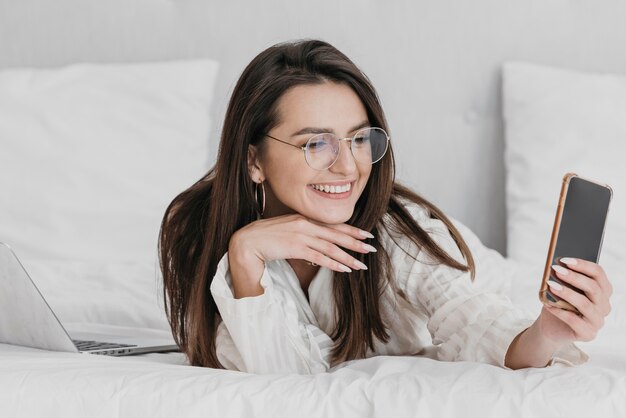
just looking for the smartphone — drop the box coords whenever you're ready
[539,173,613,313]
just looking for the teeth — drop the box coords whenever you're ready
[311,183,352,194]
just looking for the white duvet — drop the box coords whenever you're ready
[1,296,625,418]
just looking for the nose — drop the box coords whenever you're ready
[329,139,357,175]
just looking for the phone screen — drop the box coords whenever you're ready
[547,176,612,302]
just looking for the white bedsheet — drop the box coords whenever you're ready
[1,320,625,418]
[2,256,625,418]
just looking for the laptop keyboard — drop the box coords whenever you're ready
[72,339,137,352]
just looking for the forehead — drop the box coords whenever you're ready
[274,82,368,133]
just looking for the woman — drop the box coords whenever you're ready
[159,39,612,374]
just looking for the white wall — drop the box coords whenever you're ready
[2,0,626,254]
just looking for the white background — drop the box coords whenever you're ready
[2,0,626,254]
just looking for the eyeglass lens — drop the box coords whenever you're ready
[304,127,389,170]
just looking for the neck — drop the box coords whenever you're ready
[287,259,320,289]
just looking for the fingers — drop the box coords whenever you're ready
[315,225,376,254]
[307,237,370,272]
[309,219,375,241]
[550,264,603,305]
[302,248,354,273]
[539,258,612,345]
[278,214,377,273]
[547,272,604,330]
[552,262,612,317]
[300,216,376,256]
[559,257,613,297]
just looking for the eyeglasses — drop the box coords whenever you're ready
[265,127,390,171]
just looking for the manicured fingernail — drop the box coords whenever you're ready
[354,260,368,270]
[359,230,375,239]
[552,265,569,275]
[560,257,577,266]
[363,244,377,253]
[547,279,563,291]
[339,264,352,273]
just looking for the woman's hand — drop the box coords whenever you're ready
[539,258,613,346]
[506,258,612,369]
[227,214,376,298]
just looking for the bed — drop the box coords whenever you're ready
[1,1,626,417]
[1,323,625,417]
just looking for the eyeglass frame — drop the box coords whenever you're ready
[264,127,390,171]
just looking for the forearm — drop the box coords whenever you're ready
[504,320,563,369]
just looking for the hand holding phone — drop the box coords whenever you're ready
[539,173,613,313]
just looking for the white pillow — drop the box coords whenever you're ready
[502,62,626,293]
[22,258,170,330]
[0,60,219,326]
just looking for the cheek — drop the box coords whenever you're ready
[274,158,310,181]
[266,156,314,194]
[262,149,301,178]
[359,162,373,184]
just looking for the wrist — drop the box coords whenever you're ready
[505,320,564,369]
[228,233,265,299]
[536,309,574,353]
[530,318,565,354]
[229,232,254,263]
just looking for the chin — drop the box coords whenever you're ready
[308,207,354,225]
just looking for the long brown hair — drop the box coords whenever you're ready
[159,39,475,369]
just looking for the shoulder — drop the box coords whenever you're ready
[379,197,464,265]
[381,196,440,238]
[385,197,430,222]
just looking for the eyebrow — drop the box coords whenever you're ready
[290,120,370,138]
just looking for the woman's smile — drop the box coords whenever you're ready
[307,180,354,199]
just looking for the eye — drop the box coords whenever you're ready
[353,135,370,146]
[308,135,333,152]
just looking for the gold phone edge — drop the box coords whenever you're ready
[538,172,579,313]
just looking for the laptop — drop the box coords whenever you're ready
[0,242,179,356]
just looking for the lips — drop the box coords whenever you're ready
[309,182,352,194]
[307,181,355,199]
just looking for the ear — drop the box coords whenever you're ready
[247,145,265,183]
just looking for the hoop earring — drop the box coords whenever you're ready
[255,181,266,216]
